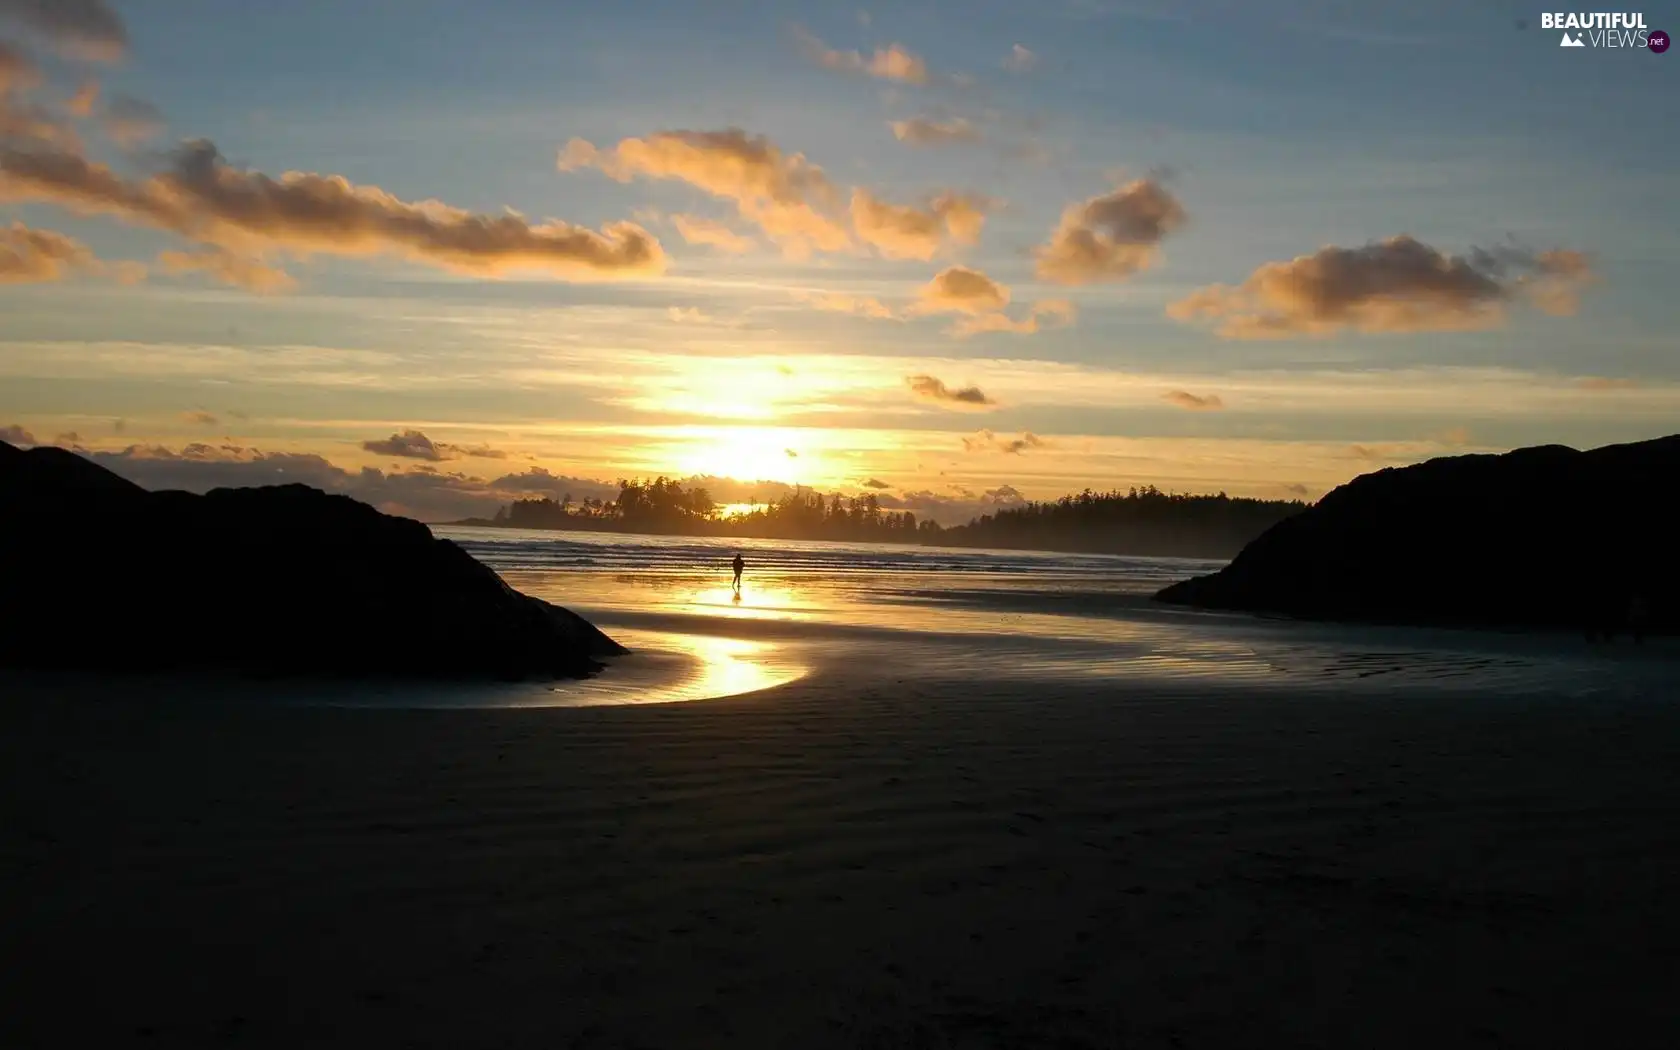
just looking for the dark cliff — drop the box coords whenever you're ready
[1155,435,1678,635]
[0,440,626,679]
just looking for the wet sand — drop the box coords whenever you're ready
[4,626,1679,1048]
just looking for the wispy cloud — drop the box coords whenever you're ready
[889,116,981,146]
[157,247,295,293]
[1577,377,1639,391]
[794,28,929,84]
[0,0,128,61]
[561,128,848,257]
[963,429,1046,454]
[671,213,756,253]
[1002,44,1037,72]
[792,289,897,320]
[1162,389,1224,410]
[950,299,1076,338]
[100,93,164,146]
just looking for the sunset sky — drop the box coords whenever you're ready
[1,0,1675,522]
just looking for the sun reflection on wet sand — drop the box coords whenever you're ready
[522,628,807,707]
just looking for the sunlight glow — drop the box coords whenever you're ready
[672,427,815,486]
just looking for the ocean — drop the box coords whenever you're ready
[362,526,1680,710]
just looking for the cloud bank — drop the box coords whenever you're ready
[361,429,510,462]
[1167,236,1596,338]
[1,138,666,279]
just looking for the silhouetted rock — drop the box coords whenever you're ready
[0,440,626,679]
[1155,435,1679,636]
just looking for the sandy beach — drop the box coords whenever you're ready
[5,573,1679,1050]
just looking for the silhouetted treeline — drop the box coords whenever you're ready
[471,478,926,543]
[935,486,1309,559]
[458,478,1307,558]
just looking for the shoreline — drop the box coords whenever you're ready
[436,518,1263,562]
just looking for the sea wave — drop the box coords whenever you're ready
[437,525,1224,591]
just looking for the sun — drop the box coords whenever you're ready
[673,427,811,485]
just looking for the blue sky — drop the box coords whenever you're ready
[1,0,1674,521]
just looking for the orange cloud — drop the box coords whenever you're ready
[0,220,137,283]
[792,290,897,319]
[0,41,76,147]
[913,265,1009,315]
[66,78,97,117]
[0,221,90,281]
[181,410,219,426]
[0,39,38,94]
[1167,236,1596,339]
[158,247,296,293]
[671,213,755,253]
[906,374,998,408]
[1162,390,1224,410]
[795,29,928,84]
[1,139,666,279]
[561,128,848,257]
[950,298,1075,338]
[1035,178,1186,285]
[889,116,980,146]
[849,189,989,260]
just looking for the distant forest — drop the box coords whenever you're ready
[454,477,1308,559]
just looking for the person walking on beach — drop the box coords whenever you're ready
[731,552,745,592]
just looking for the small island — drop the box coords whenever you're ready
[1155,434,1677,636]
[454,479,1308,561]
[0,440,625,679]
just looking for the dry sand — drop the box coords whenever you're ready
[4,653,1679,1048]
